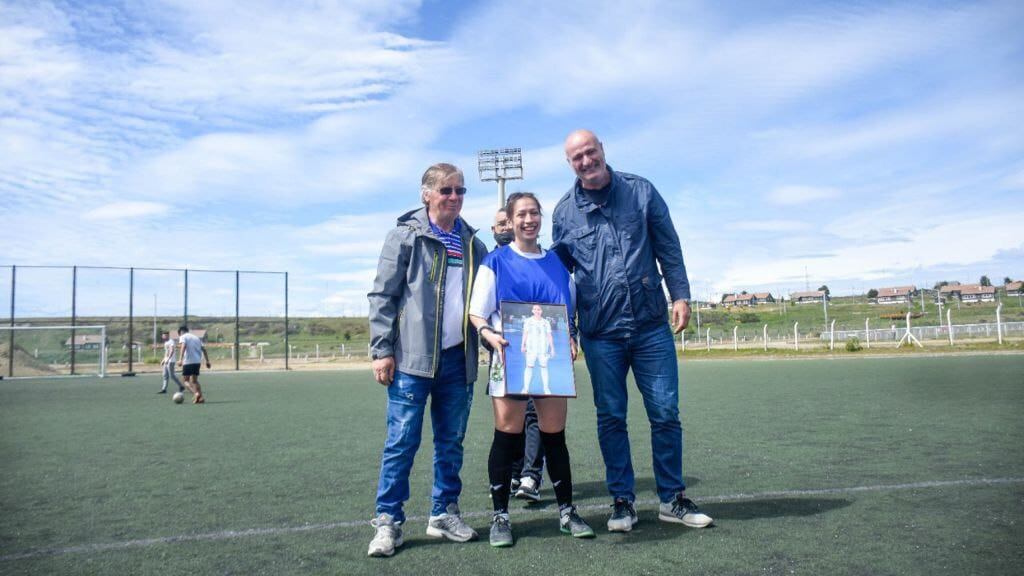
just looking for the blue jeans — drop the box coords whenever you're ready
[375,346,473,523]
[581,324,684,503]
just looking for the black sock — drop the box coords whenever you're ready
[540,429,573,508]
[488,429,524,513]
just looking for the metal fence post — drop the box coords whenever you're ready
[126,267,135,376]
[71,265,77,375]
[284,272,289,371]
[183,269,189,326]
[235,271,240,371]
[996,303,1003,345]
[8,265,14,377]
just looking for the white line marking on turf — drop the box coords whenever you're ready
[3,476,1022,562]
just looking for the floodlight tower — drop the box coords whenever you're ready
[478,147,524,208]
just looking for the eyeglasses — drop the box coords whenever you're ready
[437,186,467,196]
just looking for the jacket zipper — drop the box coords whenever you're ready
[462,233,476,346]
[432,244,446,377]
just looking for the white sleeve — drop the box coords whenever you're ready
[469,265,497,321]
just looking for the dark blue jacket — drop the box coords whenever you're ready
[551,167,690,339]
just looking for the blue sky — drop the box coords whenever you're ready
[2,0,1022,317]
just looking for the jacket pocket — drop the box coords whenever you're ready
[641,273,668,322]
[569,228,598,270]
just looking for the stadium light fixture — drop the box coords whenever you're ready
[478,147,523,207]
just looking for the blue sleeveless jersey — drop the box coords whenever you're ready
[482,246,574,310]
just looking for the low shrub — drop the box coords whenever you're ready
[845,337,862,352]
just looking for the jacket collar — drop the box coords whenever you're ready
[397,206,477,240]
[573,165,617,213]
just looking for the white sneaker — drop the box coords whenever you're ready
[367,513,403,557]
[659,493,713,528]
[426,502,478,542]
[514,476,541,502]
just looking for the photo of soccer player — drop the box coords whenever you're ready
[500,301,575,398]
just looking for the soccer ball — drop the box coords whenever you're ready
[172,392,185,404]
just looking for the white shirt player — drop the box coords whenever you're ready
[180,332,204,365]
[163,338,178,363]
[522,316,552,362]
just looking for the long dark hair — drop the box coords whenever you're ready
[504,192,542,217]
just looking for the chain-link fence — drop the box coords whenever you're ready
[1,265,288,378]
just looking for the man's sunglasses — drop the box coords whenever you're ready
[438,186,467,196]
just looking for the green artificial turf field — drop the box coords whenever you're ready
[1,355,1022,575]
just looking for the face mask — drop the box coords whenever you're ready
[493,230,514,246]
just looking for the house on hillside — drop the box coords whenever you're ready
[959,285,996,303]
[938,284,965,302]
[65,334,106,350]
[722,292,775,307]
[790,290,827,304]
[1005,281,1023,297]
[874,285,917,305]
[734,293,755,306]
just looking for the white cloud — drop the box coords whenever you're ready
[2,0,1022,316]
[83,201,171,220]
[717,212,1024,290]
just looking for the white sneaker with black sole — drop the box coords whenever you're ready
[514,476,541,502]
[607,497,638,532]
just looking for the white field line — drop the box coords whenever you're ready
[2,476,1022,562]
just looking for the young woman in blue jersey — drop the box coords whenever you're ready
[469,192,595,546]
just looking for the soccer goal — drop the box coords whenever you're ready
[0,325,108,378]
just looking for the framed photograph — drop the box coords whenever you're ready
[497,300,576,398]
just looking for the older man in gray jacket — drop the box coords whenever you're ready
[366,162,487,558]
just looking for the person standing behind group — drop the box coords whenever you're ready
[552,129,713,532]
[158,331,184,395]
[491,208,546,503]
[176,325,210,404]
[470,192,595,547]
[366,162,487,558]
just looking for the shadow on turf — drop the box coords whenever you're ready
[570,476,702,500]
[701,497,851,521]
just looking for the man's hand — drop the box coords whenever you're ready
[205,361,211,369]
[569,337,578,361]
[671,299,691,333]
[372,357,396,386]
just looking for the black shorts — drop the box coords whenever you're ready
[182,363,201,377]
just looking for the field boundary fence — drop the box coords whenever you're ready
[680,311,1023,352]
[1,265,288,378]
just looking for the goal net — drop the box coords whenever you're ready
[0,325,108,378]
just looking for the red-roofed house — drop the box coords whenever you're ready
[959,285,996,303]
[874,285,917,305]
[791,290,827,304]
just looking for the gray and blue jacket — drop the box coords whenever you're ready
[551,167,690,339]
[368,207,487,380]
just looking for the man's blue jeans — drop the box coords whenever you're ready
[581,324,684,503]
[375,346,473,523]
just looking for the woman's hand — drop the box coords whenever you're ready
[570,337,578,362]
[485,331,509,364]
